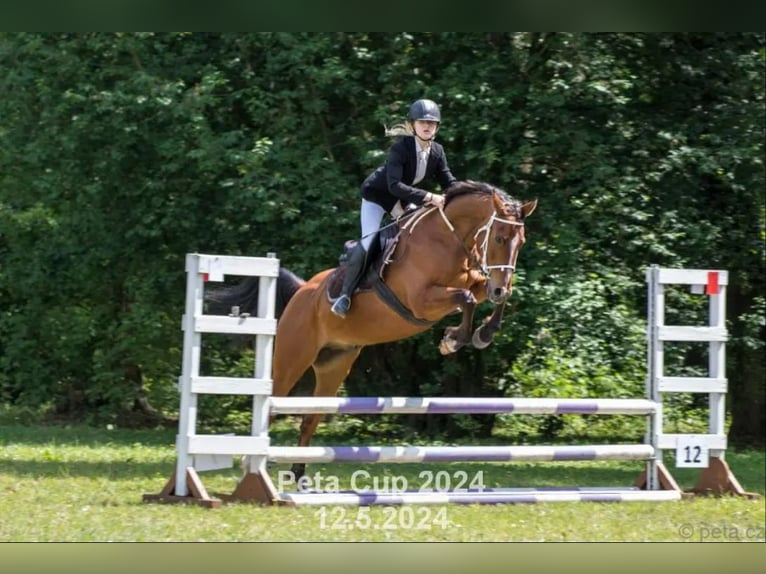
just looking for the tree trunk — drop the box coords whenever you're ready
[727,284,765,446]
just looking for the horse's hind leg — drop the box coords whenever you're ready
[267,301,323,478]
[291,346,363,483]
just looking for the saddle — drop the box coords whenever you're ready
[326,208,438,326]
[326,224,400,300]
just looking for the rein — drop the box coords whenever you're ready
[400,206,480,273]
[361,186,526,324]
[409,193,525,278]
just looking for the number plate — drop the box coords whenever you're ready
[675,435,710,468]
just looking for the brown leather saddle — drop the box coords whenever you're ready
[326,224,400,300]
[326,220,437,326]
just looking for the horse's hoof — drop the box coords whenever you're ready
[291,463,307,486]
[472,326,493,349]
[440,338,458,355]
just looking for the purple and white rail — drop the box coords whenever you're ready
[281,487,681,506]
[268,444,655,464]
[269,397,657,415]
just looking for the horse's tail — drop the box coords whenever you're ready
[206,267,305,320]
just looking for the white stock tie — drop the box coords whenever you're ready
[413,148,428,184]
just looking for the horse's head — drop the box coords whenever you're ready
[446,181,536,305]
[484,192,536,303]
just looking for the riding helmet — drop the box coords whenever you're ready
[408,99,441,123]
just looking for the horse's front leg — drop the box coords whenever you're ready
[437,289,478,355]
[472,301,506,349]
[410,284,479,355]
[440,300,477,355]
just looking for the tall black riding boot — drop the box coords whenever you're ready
[331,243,368,318]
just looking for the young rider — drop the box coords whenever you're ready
[331,98,458,318]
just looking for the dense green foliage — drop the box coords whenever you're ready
[1,33,763,442]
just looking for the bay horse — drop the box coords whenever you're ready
[208,180,537,480]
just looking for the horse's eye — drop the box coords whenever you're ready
[494,236,505,245]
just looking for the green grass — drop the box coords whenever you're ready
[0,423,763,542]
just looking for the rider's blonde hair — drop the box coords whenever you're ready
[383,123,414,137]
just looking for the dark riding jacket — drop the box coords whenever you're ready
[360,136,457,213]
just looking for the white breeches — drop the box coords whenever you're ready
[360,199,387,251]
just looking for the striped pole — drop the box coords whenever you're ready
[280,488,681,506]
[268,444,655,464]
[269,397,657,415]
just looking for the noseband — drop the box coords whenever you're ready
[473,211,525,277]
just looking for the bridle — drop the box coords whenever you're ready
[472,210,525,278]
[399,190,526,279]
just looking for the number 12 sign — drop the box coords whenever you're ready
[675,435,710,468]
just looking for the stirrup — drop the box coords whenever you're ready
[331,295,351,318]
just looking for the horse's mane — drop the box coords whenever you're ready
[445,180,523,216]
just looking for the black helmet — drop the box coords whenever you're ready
[408,99,441,123]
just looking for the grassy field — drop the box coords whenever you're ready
[1,423,763,542]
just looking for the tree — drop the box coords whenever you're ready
[1,33,762,442]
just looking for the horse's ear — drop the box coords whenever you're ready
[522,198,538,218]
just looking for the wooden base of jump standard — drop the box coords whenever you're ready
[634,460,683,493]
[142,467,223,509]
[142,469,288,508]
[688,456,759,498]
[221,471,293,506]
[634,457,759,499]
